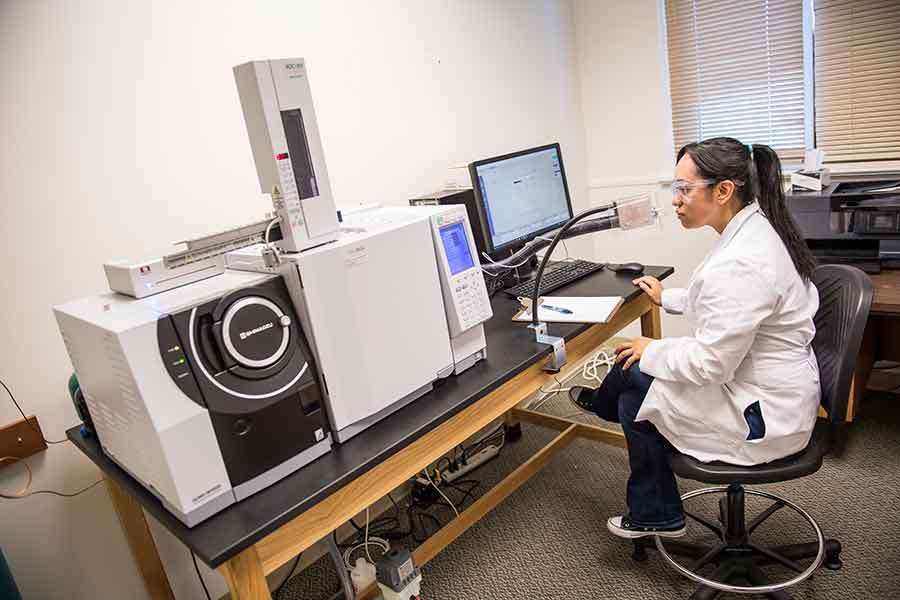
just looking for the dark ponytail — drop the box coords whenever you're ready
[677,137,817,281]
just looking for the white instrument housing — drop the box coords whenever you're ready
[54,271,332,526]
[233,58,339,253]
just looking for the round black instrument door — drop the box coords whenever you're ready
[221,296,291,369]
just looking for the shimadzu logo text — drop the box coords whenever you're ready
[240,322,274,340]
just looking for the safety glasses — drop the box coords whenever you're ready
[670,178,718,198]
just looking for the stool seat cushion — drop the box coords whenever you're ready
[667,420,829,485]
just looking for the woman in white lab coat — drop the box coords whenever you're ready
[569,137,820,539]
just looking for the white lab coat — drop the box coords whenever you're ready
[638,203,821,466]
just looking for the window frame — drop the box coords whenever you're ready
[659,0,900,173]
[804,0,900,170]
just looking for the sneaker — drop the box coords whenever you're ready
[568,385,596,412]
[607,515,686,539]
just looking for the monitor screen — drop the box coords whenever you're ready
[471,145,573,252]
[439,221,475,275]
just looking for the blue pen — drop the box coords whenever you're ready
[541,304,573,315]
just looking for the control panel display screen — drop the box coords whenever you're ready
[439,222,474,275]
[280,108,318,199]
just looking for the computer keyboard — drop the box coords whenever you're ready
[503,259,606,298]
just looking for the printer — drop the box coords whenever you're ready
[787,175,900,273]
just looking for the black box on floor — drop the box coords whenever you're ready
[410,188,489,258]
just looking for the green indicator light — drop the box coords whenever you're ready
[174,358,185,365]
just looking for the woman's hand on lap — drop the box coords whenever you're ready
[615,337,655,370]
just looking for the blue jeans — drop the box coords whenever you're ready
[590,360,685,528]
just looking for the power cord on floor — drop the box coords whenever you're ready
[334,438,502,560]
[1,377,69,445]
[423,469,459,517]
[341,504,391,571]
[0,456,104,500]
[404,481,480,543]
[532,373,571,410]
[334,456,493,556]
[341,493,409,548]
[0,377,106,502]
[342,535,390,571]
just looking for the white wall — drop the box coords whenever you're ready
[573,0,718,338]
[0,1,587,598]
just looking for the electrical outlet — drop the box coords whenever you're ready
[0,416,48,465]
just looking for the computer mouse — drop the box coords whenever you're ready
[611,262,645,275]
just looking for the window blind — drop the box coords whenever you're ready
[665,0,806,160]
[814,0,900,162]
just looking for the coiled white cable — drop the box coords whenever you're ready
[530,348,616,411]
[581,350,616,384]
[342,505,391,571]
[342,538,390,571]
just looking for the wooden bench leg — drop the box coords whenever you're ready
[219,546,272,600]
[105,476,175,600]
[641,304,662,339]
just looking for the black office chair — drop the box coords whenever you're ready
[631,264,873,599]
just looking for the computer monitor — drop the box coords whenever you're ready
[468,143,574,255]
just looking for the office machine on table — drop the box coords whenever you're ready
[227,203,492,443]
[788,175,900,273]
[54,271,331,526]
[53,57,493,527]
[58,200,492,525]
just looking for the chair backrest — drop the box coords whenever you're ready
[811,264,873,423]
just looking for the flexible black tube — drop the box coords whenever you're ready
[481,214,619,276]
[530,208,619,326]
